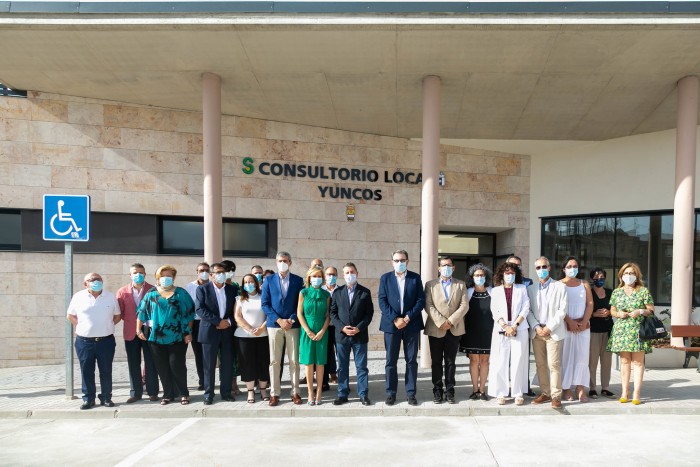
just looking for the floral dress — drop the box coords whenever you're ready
[606,287,654,354]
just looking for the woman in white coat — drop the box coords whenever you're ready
[488,261,531,405]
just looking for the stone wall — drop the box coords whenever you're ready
[0,92,529,367]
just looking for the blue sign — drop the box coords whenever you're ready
[43,194,90,242]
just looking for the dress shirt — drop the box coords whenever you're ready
[185,280,205,320]
[441,278,452,301]
[67,289,120,338]
[132,285,145,308]
[537,278,552,325]
[213,283,227,319]
[347,284,355,304]
[395,272,406,313]
[279,273,290,299]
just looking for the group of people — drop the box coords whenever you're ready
[66,250,656,410]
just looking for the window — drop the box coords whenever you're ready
[160,217,274,257]
[542,211,698,306]
[0,210,21,250]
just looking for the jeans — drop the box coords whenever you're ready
[75,335,116,403]
[336,341,369,398]
[124,336,159,398]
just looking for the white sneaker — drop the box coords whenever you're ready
[497,397,506,405]
[515,397,524,406]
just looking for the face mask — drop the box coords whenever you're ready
[277,261,289,273]
[225,271,234,280]
[244,283,256,294]
[254,273,263,282]
[440,266,453,278]
[132,273,145,285]
[503,274,515,285]
[593,279,605,288]
[565,267,578,278]
[326,275,337,286]
[393,261,407,274]
[159,276,174,288]
[536,268,549,280]
[310,277,323,287]
[473,276,486,287]
[89,280,103,292]
[198,272,209,281]
[344,273,357,285]
[214,273,226,284]
[622,274,636,285]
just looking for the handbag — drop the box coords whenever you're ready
[638,314,668,340]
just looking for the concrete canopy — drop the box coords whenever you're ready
[1,13,700,140]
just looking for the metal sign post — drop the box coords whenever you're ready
[42,194,90,400]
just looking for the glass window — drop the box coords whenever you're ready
[695,214,700,307]
[438,233,494,255]
[161,219,204,253]
[160,217,271,257]
[0,210,21,250]
[223,222,267,256]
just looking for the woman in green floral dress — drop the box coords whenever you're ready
[297,265,331,405]
[606,262,655,405]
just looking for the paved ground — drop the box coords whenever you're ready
[1,351,699,418]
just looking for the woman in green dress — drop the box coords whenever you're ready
[606,262,655,405]
[297,265,331,405]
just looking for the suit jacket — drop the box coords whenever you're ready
[330,284,374,345]
[116,282,154,341]
[196,282,237,344]
[490,284,530,332]
[526,279,568,341]
[378,269,425,334]
[261,272,304,328]
[423,278,469,338]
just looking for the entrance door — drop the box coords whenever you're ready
[438,232,497,282]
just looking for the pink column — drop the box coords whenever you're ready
[202,72,223,264]
[671,75,698,347]
[420,75,441,368]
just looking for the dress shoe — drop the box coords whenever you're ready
[360,396,371,406]
[299,377,307,384]
[532,393,551,405]
[526,389,537,397]
[446,393,456,404]
[407,396,418,406]
[322,383,331,392]
[221,396,234,402]
[148,395,159,402]
[433,392,443,404]
[333,396,348,405]
[80,401,95,410]
[469,391,480,400]
[126,396,142,404]
[480,392,489,401]
[203,398,213,405]
[268,396,279,407]
[385,395,396,406]
[100,399,115,408]
[330,374,338,384]
[589,389,599,399]
[551,398,562,409]
[197,384,204,391]
[292,393,303,405]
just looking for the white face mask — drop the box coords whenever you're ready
[344,273,357,285]
[277,261,289,273]
[198,272,209,281]
[503,274,515,285]
[225,271,234,280]
[622,274,636,285]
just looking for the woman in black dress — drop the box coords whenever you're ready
[460,263,493,401]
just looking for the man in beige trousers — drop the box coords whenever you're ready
[526,256,568,409]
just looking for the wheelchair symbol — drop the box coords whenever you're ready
[50,200,83,238]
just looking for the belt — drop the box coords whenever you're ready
[77,334,113,342]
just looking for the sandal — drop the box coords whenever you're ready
[260,387,270,401]
[160,399,171,406]
[180,397,190,405]
[315,398,322,406]
[247,390,255,404]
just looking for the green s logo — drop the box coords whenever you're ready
[242,157,254,175]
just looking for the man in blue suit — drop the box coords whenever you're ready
[330,262,374,406]
[196,262,238,405]
[261,251,305,406]
[378,249,426,406]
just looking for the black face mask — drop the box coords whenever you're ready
[593,279,605,288]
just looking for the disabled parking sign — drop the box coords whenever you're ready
[42,194,90,241]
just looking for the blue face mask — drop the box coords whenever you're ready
[254,273,263,283]
[131,273,144,285]
[159,276,174,288]
[394,261,407,274]
[325,275,337,286]
[344,274,357,285]
[473,276,486,287]
[503,274,515,285]
[244,283,256,294]
[536,268,549,280]
[593,279,605,288]
[89,280,103,292]
[440,266,453,278]
[310,277,323,288]
[565,267,579,278]
[214,273,226,284]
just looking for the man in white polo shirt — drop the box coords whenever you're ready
[67,272,121,410]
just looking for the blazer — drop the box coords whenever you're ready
[261,272,304,328]
[329,284,374,345]
[196,282,237,344]
[526,279,568,341]
[490,284,530,332]
[423,278,469,338]
[378,269,425,334]
[116,282,154,341]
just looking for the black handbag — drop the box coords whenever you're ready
[639,314,668,340]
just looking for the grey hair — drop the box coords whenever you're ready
[276,251,292,261]
[466,263,493,288]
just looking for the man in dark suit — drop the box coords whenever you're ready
[261,251,305,406]
[196,262,237,405]
[378,249,426,406]
[330,262,374,406]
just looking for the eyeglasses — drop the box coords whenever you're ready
[535,265,548,270]
[392,259,407,263]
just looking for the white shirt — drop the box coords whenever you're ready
[132,285,145,308]
[234,295,267,338]
[185,280,205,320]
[213,283,227,319]
[67,289,120,338]
[537,278,552,325]
[395,272,406,313]
[279,273,289,299]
